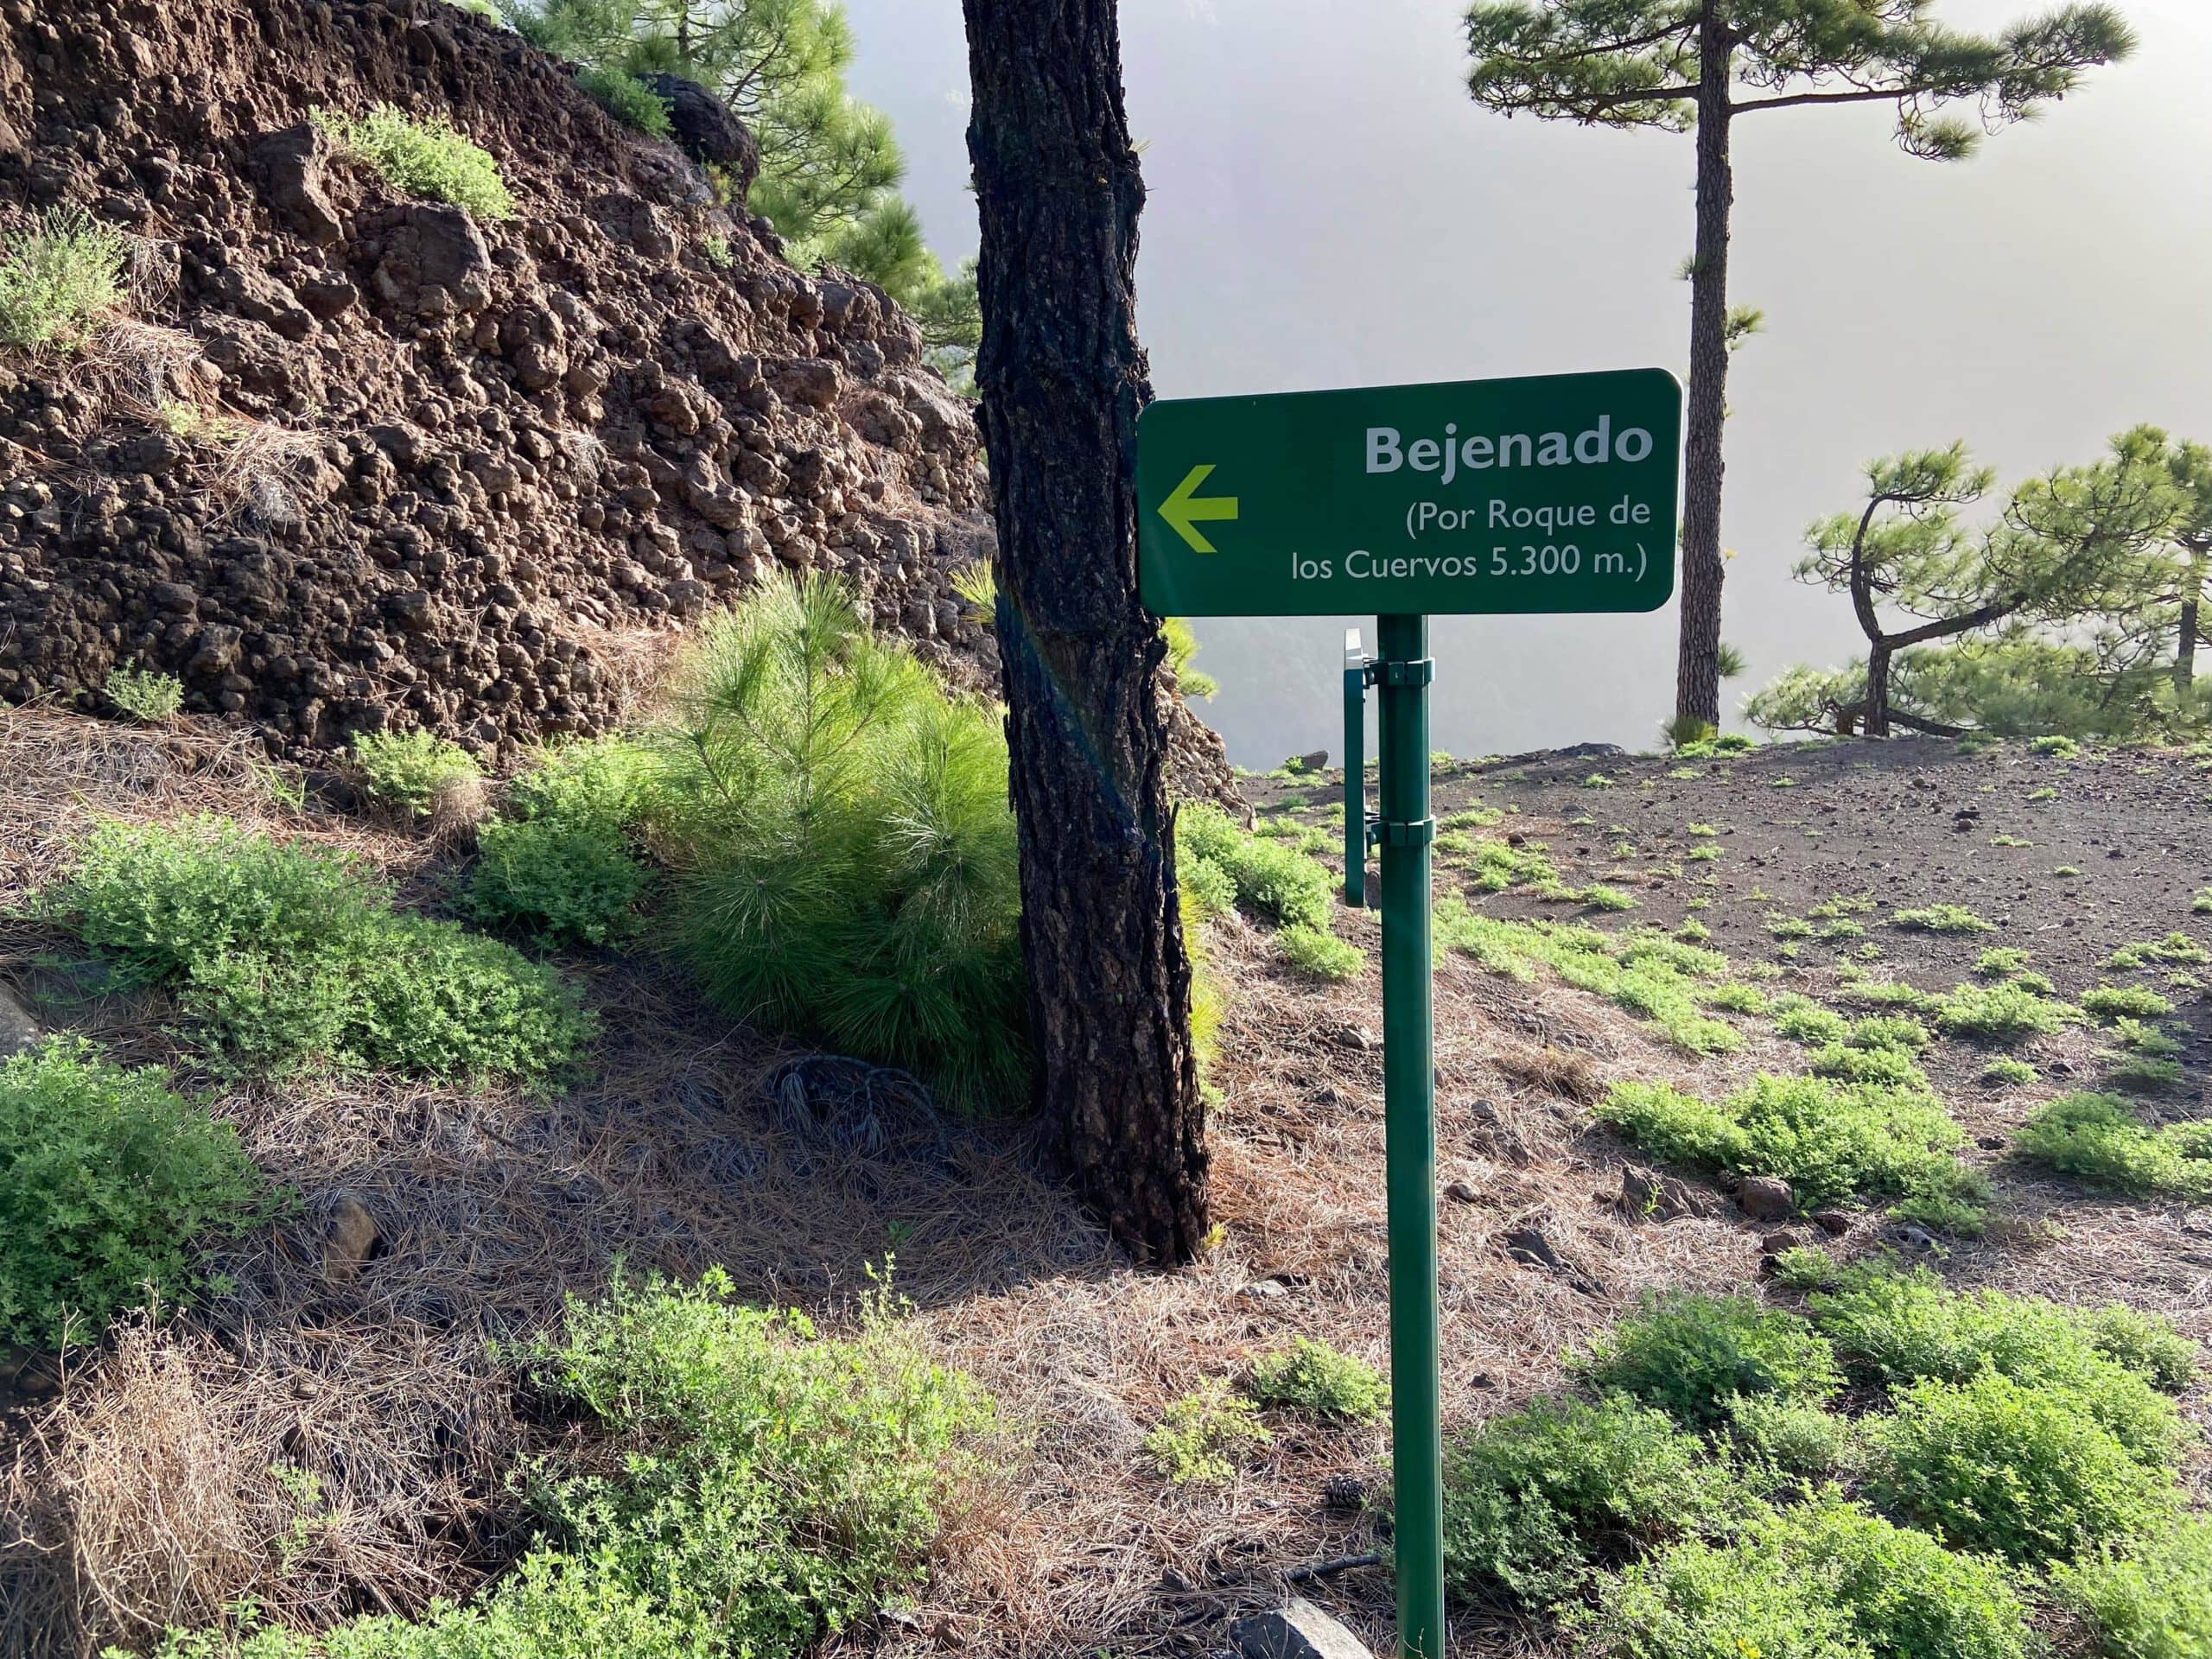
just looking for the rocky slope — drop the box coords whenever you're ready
[0,0,1000,755]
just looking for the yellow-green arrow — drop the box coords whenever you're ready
[1159,463,1238,553]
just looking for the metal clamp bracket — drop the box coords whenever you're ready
[1378,657,1434,688]
[1376,816,1435,848]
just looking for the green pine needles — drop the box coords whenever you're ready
[654,577,1026,1112]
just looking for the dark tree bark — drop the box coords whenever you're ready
[2177,592,2200,694]
[1675,0,1735,731]
[960,0,1209,1263]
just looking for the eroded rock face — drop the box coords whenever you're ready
[645,71,760,195]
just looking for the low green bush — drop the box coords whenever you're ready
[1980,1056,2038,1085]
[2105,932,2209,971]
[105,663,183,722]
[1892,904,1996,934]
[1801,1258,2197,1404]
[1146,1379,1270,1483]
[1723,1392,1851,1478]
[1808,1039,1928,1089]
[2055,1516,2212,1659]
[1574,1290,1840,1429]
[1588,1497,2034,1659]
[2108,1054,2185,1096]
[654,579,1025,1111]
[2018,1093,2212,1198]
[1974,947,2032,978]
[48,817,589,1082]
[1276,923,1363,982]
[1774,997,1852,1046]
[1179,802,1336,931]
[2082,984,2176,1021]
[1866,1371,2181,1565]
[0,1037,268,1348]
[1851,1014,1931,1052]
[1935,980,2078,1043]
[577,66,671,136]
[1440,1395,1731,1609]
[349,728,482,817]
[466,815,647,946]
[1246,1336,1387,1422]
[1597,1072,1981,1224]
[0,205,128,349]
[313,103,516,219]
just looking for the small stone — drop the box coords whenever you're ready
[0,982,39,1059]
[1239,1278,1288,1301]
[1976,1135,2005,1151]
[319,1194,381,1286]
[1737,1174,1794,1223]
[1443,1179,1478,1205]
[1333,1025,1378,1052]
[1810,1208,1852,1236]
[1229,1597,1377,1659]
[1760,1228,1808,1255]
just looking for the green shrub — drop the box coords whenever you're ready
[1866,1371,2181,1564]
[1146,1379,1270,1483]
[48,817,589,1082]
[2108,1054,2184,1096]
[2106,932,2209,970]
[1440,1395,1730,1609]
[519,1267,988,1650]
[1851,1014,1931,1052]
[1981,1056,2037,1085]
[654,578,1024,1111]
[1246,1337,1387,1422]
[509,736,663,830]
[1276,923,1362,981]
[1580,883,1638,912]
[1975,947,2031,978]
[1597,1072,1980,1222]
[1178,853,1237,919]
[1179,802,1336,931]
[1703,980,1769,1014]
[1808,1039,1928,1089]
[349,728,482,817]
[1802,1258,2196,1401]
[2018,1093,2212,1198]
[1575,1291,1840,1429]
[2082,984,2176,1021]
[2055,1516,2212,1659]
[1774,998,1852,1046]
[1935,980,2077,1043]
[105,663,183,722]
[2030,734,2082,758]
[1590,1497,2033,1659]
[466,815,647,945]
[313,103,516,219]
[0,205,128,349]
[0,1037,267,1348]
[577,66,671,136]
[1724,1392,1851,1478]
[1893,904,1995,934]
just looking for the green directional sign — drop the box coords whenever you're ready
[1137,368,1682,618]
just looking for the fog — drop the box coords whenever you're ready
[842,0,2212,766]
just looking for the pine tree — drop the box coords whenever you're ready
[506,0,980,375]
[1462,0,2135,733]
[1769,441,2175,734]
[960,0,1209,1262]
[2102,425,2212,697]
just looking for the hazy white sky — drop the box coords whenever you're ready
[843,0,2212,764]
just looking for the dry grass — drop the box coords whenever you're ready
[1,704,2206,1658]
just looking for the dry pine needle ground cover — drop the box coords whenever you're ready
[0,704,2207,1658]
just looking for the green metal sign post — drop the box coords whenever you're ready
[1137,371,1682,1659]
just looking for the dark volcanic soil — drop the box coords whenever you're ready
[1250,734,2212,1103]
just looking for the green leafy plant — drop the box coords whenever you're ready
[467,816,648,946]
[2055,1515,2212,1659]
[2081,984,2176,1021]
[2030,734,2082,758]
[1893,904,1996,934]
[104,663,184,722]
[1597,1072,1982,1224]
[652,577,1024,1111]
[1440,1395,1730,1610]
[1588,1497,2034,1659]
[312,103,516,219]
[1774,997,1852,1046]
[1866,1371,2183,1565]
[0,205,129,349]
[1574,1290,1840,1429]
[1981,1056,2038,1085]
[1276,923,1363,982]
[2107,932,2209,970]
[2018,1093,2212,1199]
[0,1037,268,1348]
[1246,1337,1387,1423]
[48,817,589,1081]
[577,64,671,135]
[1179,802,1336,931]
[1723,1392,1851,1478]
[1975,946,2032,978]
[1146,1379,1270,1483]
[1935,980,2078,1043]
[348,728,483,817]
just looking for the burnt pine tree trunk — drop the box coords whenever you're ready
[960,0,1209,1264]
[1675,0,1735,731]
[2177,586,2200,694]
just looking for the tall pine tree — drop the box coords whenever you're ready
[960,0,1209,1262]
[1463,0,2134,734]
